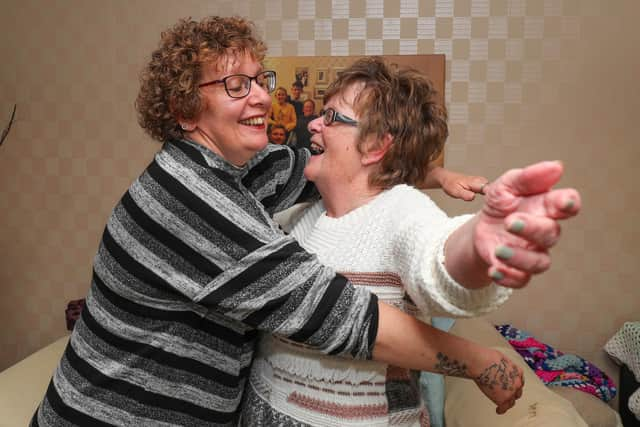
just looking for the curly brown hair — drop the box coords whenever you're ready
[323,57,448,189]
[136,16,267,142]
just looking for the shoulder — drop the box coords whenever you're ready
[385,184,439,210]
[379,185,449,228]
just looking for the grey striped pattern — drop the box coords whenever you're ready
[31,140,378,426]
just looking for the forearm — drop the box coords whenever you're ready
[372,302,498,379]
[419,164,446,189]
[422,163,446,189]
[286,114,297,131]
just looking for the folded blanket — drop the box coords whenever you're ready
[496,324,617,402]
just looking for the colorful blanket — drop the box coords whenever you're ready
[495,324,617,402]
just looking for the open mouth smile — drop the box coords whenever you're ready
[310,141,325,155]
[239,116,265,127]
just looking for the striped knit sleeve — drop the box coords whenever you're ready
[113,143,377,359]
[242,144,319,215]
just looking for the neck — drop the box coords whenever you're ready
[320,176,383,218]
[185,128,247,167]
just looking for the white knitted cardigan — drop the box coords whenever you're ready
[248,185,512,426]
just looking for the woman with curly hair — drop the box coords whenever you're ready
[30,16,579,427]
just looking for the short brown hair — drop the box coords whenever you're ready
[323,57,448,189]
[136,16,267,142]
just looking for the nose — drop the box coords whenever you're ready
[308,115,324,133]
[248,81,272,107]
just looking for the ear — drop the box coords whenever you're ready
[171,97,199,132]
[361,134,393,166]
[179,121,196,131]
[175,112,197,131]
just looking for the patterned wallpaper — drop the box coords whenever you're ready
[1,0,638,393]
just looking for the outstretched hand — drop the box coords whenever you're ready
[474,161,581,288]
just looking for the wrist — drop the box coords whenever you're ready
[445,216,492,288]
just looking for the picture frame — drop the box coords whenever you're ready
[315,68,328,84]
[314,85,328,99]
[264,55,446,166]
[294,67,309,86]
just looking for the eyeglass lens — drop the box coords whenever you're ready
[322,109,335,125]
[225,71,276,98]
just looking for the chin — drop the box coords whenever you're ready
[303,165,318,182]
[248,137,269,152]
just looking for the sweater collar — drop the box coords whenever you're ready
[173,138,249,178]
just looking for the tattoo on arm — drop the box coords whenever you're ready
[475,357,520,390]
[434,352,469,377]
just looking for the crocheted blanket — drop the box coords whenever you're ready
[495,324,617,402]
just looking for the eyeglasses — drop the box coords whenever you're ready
[199,70,276,99]
[319,108,359,127]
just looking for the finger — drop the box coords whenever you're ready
[494,245,552,274]
[498,161,564,196]
[543,188,581,219]
[496,399,515,415]
[488,266,531,289]
[468,177,489,194]
[455,187,477,201]
[506,213,562,249]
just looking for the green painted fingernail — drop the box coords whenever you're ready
[495,246,514,260]
[490,270,504,281]
[564,199,575,210]
[509,220,525,233]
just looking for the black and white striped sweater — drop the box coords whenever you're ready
[32,139,378,426]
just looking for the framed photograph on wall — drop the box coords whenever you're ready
[263,54,446,167]
[315,68,328,84]
[314,85,328,99]
[294,67,309,86]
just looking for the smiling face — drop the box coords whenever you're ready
[291,85,302,100]
[304,83,365,194]
[269,126,287,144]
[302,100,315,117]
[188,52,272,166]
[275,88,288,105]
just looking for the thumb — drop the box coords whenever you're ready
[499,161,564,196]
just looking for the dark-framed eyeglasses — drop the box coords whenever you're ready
[199,70,276,99]
[319,108,359,127]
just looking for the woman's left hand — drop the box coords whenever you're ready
[474,161,581,288]
[442,171,489,201]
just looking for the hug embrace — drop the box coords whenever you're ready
[31,16,580,427]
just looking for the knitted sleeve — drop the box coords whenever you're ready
[243,144,319,215]
[108,142,376,359]
[392,189,512,317]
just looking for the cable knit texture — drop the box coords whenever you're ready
[242,185,512,426]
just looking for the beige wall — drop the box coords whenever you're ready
[1,0,638,391]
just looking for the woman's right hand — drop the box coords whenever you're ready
[473,161,581,288]
[473,349,525,414]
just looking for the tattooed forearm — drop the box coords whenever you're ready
[434,352,469,377]
[475,357,521,390]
